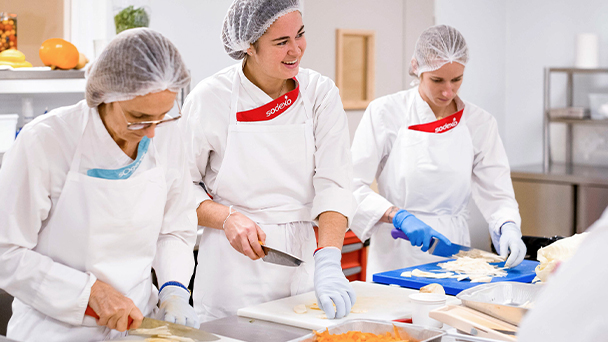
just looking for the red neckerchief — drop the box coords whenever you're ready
[237,78,299,122]
[408,108,464,134]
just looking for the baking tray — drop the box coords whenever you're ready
[456,282,542,326]
[288,319,445,342]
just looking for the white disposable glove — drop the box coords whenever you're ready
[499,223,527,268]
[313,247,357,319]
[156,284,199,328]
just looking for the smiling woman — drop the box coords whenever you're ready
[180,0,356,324]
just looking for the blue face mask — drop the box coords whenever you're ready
[87,137,151,180]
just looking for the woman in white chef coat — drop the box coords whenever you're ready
[518,207,608,342]
[180,0,355,322]
[350,25,527,281]
[0,28,198,342]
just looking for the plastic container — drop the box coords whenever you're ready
[21,97,34,127]
[456,282,542,326]
[0,13,17,53]
[288,319,445,342]
[409,293,447,328]
[0,114,18,153]
[589,93,608,120]
[113,0,151,34]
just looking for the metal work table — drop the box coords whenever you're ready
[511,163,608,236]
[511,163,608,186]
[199,315,310,342]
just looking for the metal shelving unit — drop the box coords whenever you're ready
[543,67,608,170]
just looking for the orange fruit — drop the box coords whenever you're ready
[39,38,79,69]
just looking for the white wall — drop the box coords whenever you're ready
[435,0,608,167]
[70,0,235,86]
[303,0,405,142]
[404,0,436,88]
[505,0,608,166]
[147,0,235,86]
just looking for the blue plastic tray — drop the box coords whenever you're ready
[372,259,539,296]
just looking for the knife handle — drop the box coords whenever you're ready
[85,305,134,329]
[391,228,410,241]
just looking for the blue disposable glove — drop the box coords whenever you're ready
[392,209,451,252]
[314,247,356,319]
[156,283,199,328]
[499,223,527,268]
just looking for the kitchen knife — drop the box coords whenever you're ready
[259,242,304,267]
[391,227,483,258]
[85,306,219,341]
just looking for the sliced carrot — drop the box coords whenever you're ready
[311,327,410,342]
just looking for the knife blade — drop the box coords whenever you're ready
[85,306,219,341]
[260,243,304,267]
[391,227,484,258]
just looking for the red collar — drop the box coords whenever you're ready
[408,108,464,134]
[237,78,299,122]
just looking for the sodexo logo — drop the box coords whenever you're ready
[435,117,458,133]
[266,95,292,117]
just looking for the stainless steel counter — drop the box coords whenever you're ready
[511,162,608,186]
[511,162,608,236]
[199,315,310,342]
[0,316,503,342]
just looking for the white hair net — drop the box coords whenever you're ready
[409,25,468,80]
[222,0,302,60]
[85,28,190,108]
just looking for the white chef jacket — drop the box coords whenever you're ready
[518,207,608,341]
[0,100,197,327]
[180,63,353,222]
[351,87,521,273]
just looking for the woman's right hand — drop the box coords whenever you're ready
[88,280,144,332]
[223,211,267,260]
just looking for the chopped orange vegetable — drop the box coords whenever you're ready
[312,326,410,342]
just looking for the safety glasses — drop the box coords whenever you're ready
[118,99,182,131]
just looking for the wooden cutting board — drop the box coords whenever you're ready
[236,281,460,331]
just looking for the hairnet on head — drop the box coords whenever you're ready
[85,28,190,108]
[409,25,468,79]
[222,0,302,60]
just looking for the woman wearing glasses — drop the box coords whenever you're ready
[0,28,198,341]
[180,0,355,322]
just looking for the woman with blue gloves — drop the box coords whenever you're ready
[350,25,526,281]
[0,28,199,341]
[181,0,355,322]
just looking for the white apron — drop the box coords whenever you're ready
[8,113,165,342]
[367,107,474,281]
[193,72,316,322]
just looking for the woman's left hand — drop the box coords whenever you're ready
[499,223,527,267]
